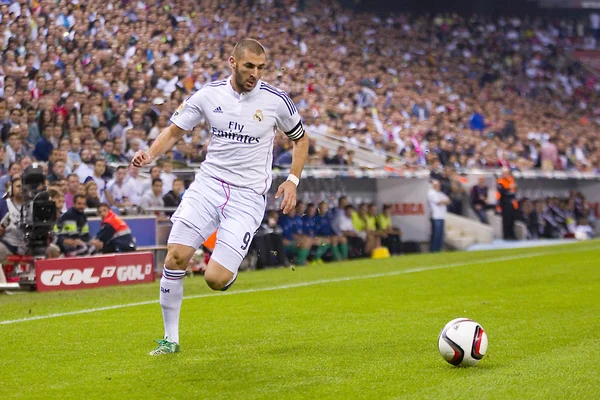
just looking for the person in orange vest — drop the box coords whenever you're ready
[90,204,136,253]
[496,168,518,240]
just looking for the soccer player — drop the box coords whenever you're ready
[132,39,309,355]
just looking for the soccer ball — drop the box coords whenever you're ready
[438,318,488,367]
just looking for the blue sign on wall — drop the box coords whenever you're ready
[88,217,157,247]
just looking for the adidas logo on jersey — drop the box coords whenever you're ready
[213,106,223,113]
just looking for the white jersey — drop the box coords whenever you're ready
[106,179,131,205]
[170,77,303,194]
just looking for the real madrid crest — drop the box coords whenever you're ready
[253,110,264,122]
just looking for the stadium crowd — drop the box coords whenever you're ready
[1,0,600,178]
[0,0,599,267]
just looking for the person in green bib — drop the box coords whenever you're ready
[377,204,402,255]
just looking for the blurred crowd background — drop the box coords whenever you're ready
[0,0,598,263]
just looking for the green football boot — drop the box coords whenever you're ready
[149,337,181,356]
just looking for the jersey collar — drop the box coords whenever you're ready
[227,76,262,99]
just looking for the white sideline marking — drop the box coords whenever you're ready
[0,247,592,325]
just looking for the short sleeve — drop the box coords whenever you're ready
[170,90,205,131]
[273,89,304,140]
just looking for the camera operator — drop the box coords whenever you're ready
[90,203,136,254]
[56,194,95,256]
[0,177,26,262]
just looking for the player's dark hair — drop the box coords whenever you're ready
[116,165,127,172]
[97,203,110,210]
[152,178,163,185]
[73,194,86,204]
[233,38,266,59]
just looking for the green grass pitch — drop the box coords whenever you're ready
[1,241,599,399]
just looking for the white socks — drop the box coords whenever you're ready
[160,267,186,344]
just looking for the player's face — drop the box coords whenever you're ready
[232,51,266,92]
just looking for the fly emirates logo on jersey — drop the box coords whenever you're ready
[211,121,260,144]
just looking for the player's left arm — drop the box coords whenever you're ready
[274,93,308,214]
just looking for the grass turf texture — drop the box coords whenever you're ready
[1,241,599,399]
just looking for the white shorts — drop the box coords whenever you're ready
[168,172,266,273]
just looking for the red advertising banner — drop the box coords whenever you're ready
[35,252,155,292]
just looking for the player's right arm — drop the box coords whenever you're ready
[132,124,186,167]
[132,92,205,167]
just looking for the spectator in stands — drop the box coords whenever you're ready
[33,126,53,162]
[142,165,163,196]
[74,149,94,183]
[163,178,185,208]
[84,180,101,209]
[125,165,147,205]
[141,178,165,209]
[5,133,27,169]
[279,206,313,266]
[346,150,355,166]
[330,146,348,166]
[0,177,25,262]
[141,178,170,222]
[160,160,177,196]
[90,204,136,254]
[540,138,559,172]
[91,159,108,202]
[64,174,80,210]
[106,166,132,208]
[377,205,402,255]
[470,177,491,224]
[47,160,67,184]
[427,180,450,252]
[0,162,21,198]
[317,201,349,261]
[56,194,95,257]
